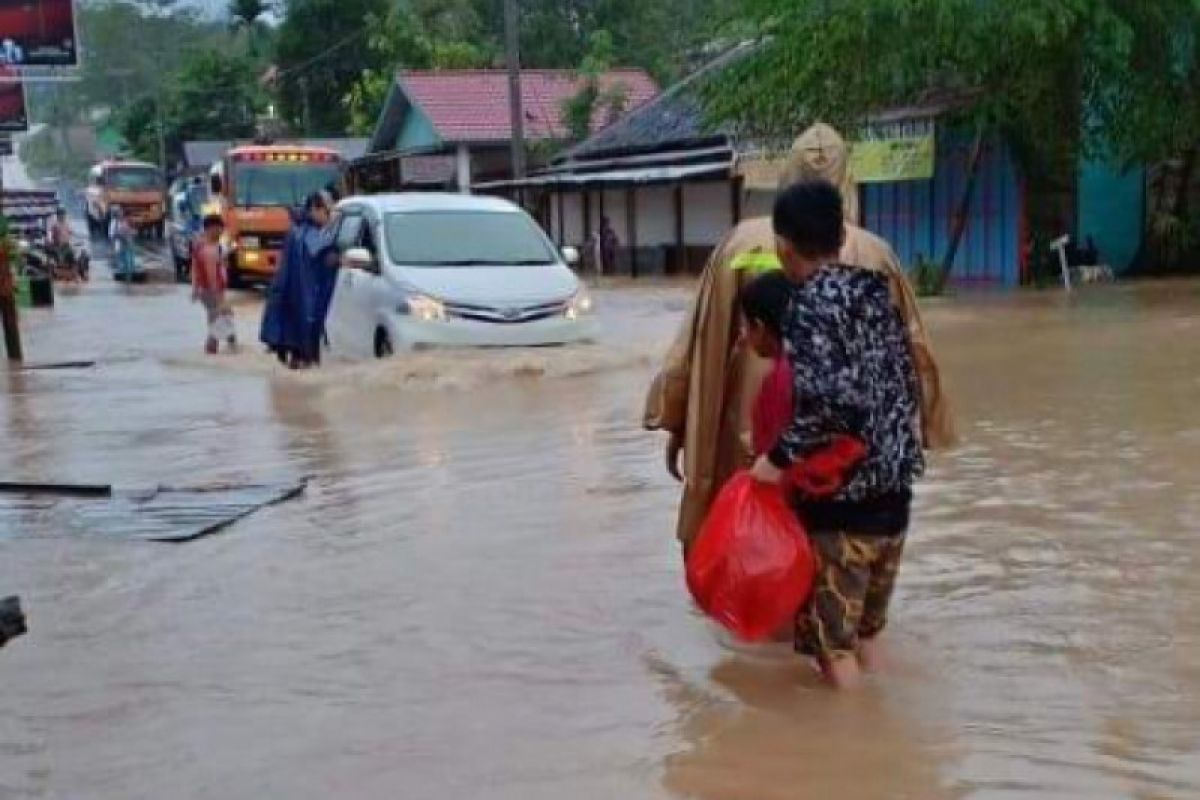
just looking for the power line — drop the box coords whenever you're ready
[274,25,372,81]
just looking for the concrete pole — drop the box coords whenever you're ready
[155,80,168,177]
[504,0,526,181]
[0,154,22,362]
[455,144,472,194]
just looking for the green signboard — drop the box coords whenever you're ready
[851,134,935,183]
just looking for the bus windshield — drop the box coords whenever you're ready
[107,167,162,191]
[231,162,342,208]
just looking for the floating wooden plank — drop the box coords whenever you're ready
[0,481,307,542]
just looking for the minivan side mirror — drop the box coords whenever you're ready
[562,246,580,266]
[343,246,376,272]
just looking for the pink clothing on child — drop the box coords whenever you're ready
[752,355,794,456]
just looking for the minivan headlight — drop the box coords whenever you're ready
[566,288,593,320]
[401,293,446,322]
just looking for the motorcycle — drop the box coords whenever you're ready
[19,228,89,283]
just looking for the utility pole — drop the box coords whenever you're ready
[154,79,167,176]
[504,0,526,181]
[0,152,23,362]
[299,76,312,136]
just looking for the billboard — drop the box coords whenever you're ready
[0,68,26,132]
[0,0,78,67]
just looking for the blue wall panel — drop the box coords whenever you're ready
[862,135,1023,287]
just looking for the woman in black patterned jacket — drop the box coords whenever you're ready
[750,179,924,691]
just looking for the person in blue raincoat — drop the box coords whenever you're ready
[259,191,337,369]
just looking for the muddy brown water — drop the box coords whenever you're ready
[1,270,1199,799]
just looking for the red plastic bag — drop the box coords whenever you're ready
[790,434,867,497]
[686,472,815,642]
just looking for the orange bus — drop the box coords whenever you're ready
[209,144,345,285]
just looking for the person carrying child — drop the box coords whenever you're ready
[191,214,237,355]
[750,179,924,691]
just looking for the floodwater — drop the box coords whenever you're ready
[2,261,1199,800]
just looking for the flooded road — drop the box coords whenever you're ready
[2,268,1199,799]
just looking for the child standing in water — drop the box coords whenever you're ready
[191,214,236,355]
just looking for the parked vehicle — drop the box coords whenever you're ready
[85,160,167,239]
[209,144,345,287]
[325,193,595,357]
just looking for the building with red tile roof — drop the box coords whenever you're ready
[359,68,658,192]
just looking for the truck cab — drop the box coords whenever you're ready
[85,160,167,239]
[209,145,344,286]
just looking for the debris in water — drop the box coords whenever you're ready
[0,596,26,649]
[0,480,308,542]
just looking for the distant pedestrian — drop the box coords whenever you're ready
[600,216,619,275]
[191,214,236,355]
[108,208,137,280]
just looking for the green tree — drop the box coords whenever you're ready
[1087,1,1200,270]
[475,0,719,82]
[344,0,491,135]
[274,0,391,135]
[705,0,1102,289]
[562,30,631,142]
[229,0,271,57]
[117,48,261,166]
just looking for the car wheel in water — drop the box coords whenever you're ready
[374,327,394,359]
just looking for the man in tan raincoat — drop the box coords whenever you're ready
[644,123,955,552]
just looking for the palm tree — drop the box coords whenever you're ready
[229,0,269,57]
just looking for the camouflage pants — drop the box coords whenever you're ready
[796,531,906,662]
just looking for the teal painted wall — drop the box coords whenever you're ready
[1078,160,1145,273]
[395,105,442,151]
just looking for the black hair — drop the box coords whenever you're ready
[738,270,793,339]
[772,178,845,257]
[202,213,224,229]
[304,191,329,212]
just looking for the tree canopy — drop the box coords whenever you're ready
[273,0,391,135]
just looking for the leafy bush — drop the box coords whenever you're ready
[910,255,944,297]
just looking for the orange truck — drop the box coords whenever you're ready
[208,144,345,286]
[85,160,167,238]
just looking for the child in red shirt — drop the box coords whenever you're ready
[191,214,236,355]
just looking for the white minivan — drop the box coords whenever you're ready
[325,193,596,357]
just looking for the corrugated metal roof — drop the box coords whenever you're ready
[474,160,731,190]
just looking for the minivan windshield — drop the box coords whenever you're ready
[384,210,557,267]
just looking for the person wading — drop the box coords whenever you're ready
[259,191,338,369]
[751,179,925,690]
[644,122,955,555]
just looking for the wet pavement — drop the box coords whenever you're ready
[1,263,1199,799]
